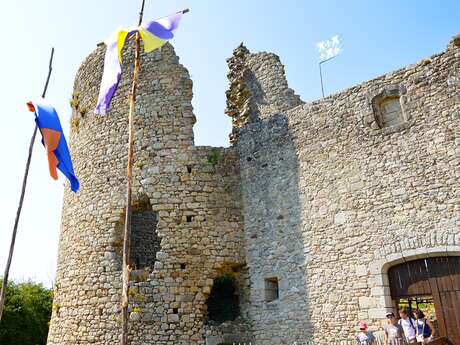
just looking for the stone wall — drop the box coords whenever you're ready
[48,33,459,345]
[47,43,246,345]
[229,36,459,344]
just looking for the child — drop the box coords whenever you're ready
[356,321,376,345]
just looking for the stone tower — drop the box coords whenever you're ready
[47,43,247,345]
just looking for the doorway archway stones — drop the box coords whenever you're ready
[361,244,460,323]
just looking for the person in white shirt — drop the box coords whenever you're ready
[414,309,435,343]
[398,308,417,344]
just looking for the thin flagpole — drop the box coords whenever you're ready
[318,55,338,99]
[319,61,325,98]
[121,0,145,344]
[0,47,55,322]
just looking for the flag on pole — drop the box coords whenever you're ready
[95,11,184,115]
[317,35,341,62]
[27,100,80,192]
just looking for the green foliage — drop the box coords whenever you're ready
[79,106,87,117]
[71,117,80,131]
[70,92,80,110]
[0,279,53,345]
[128,288,146,302]
[207,149,220,165]
[132,306,142,314]
[52,303,61,314]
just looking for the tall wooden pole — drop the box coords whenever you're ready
[121,1,145,344]
[0,47,55,322]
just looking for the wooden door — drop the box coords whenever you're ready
[389,256,460,345]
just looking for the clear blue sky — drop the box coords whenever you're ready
[0,0,458,287]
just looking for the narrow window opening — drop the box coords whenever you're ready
[265,277,279,302]
[186,165,192,173]
[130,200,160,270]
[186,215,193,223]
[173,308,179,314]
[180,263,186,270]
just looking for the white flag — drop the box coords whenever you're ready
[317,35,341,62]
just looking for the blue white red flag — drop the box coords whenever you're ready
[27,99,80,192]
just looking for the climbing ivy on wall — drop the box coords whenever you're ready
[207,149,220,165]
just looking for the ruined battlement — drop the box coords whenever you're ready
[228,35,459,143]
[225,43,303,143]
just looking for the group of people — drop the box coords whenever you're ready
[356,308,435,345]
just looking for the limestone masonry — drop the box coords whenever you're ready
[48,35,459,345]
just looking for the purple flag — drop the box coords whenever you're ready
[95,12,184,115]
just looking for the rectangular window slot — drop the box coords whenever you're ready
[265,277,279,302]
[186,165,192,173]
[130,204,159,270]
[186,215,193,223]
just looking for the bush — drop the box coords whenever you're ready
[0,279,53,345]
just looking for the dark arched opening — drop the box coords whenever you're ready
[206,276,239,324]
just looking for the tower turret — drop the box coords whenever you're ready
[47,43,245,345]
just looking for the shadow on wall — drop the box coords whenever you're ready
[237,100,312,342]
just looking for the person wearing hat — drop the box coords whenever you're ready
[384,312,404,345]
[356,321,376,345]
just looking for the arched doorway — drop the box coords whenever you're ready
[206,276,240,323]
[388,256,460,344]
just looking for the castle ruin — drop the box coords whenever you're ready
[47,35,459,344]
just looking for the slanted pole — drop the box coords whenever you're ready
[0,47,55,321]
[318,55,337,99]
[121,0,145,344]
[319,61,325,98]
